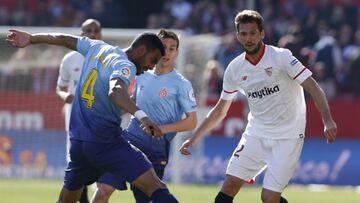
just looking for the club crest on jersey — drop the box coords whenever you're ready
[265,67,272,76]
[120,67,131,78]
[159,88,168,98]
[188,89,196,102]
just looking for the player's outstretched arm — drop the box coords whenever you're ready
[6,29,77,50]
[180,99,232,155]
[109,78,162,137]
[302,76,337,143]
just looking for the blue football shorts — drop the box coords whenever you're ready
[63,137,152,191]
[98,144,168,189]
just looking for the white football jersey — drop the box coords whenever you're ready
[221,45,312,139]
[57,51,84,131]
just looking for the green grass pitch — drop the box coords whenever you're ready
[0,179,359,203]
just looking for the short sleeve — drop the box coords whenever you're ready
[178,80,197,112]
[221,65,239,100]
[57,53,71,87]
[109,60,137,88]
[76,37,98,56]
[280,49,312,84]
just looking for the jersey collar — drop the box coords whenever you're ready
[245,44,266,66]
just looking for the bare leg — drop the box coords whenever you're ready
[220,174,246,196]
[131,168,166,197]
[57,186,83,203]
[131,168,178,202]
[214,175,246,203]
[261,188,282,203]
[90,183,115,203]
[90,168,166,202]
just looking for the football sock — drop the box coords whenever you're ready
[151,188,179,203]
[279,196,288,203]
[79,186,89,203]
[214,191,234,203]
[131,186,151,203]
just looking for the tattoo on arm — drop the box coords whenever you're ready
[62,35,77,50]
[31,33,77,50]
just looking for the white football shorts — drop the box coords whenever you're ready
[226,134,304,192]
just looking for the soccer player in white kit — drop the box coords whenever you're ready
[55,19,101,203]
[180,10,337,203]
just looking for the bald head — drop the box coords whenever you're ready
[81,19,102,40]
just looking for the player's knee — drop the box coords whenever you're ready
[92,184,114,202]
[156,180,166,188]
[221,176,243,196]
[132,168,167,196]
[92,190,110,203]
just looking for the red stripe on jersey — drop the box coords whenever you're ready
[223,89,238,94]
[245,44,266,66]
[293,67,306,80]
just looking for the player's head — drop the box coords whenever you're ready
[234,10,265,55]
[81,19,102,40]
[128,32,165,75]
[157,28,179,68]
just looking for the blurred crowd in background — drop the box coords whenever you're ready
[1,0,360,99]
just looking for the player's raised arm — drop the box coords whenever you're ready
[6,29,78,50]
[180,99,232,155]
[302,76,337,144]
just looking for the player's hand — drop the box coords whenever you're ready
[64,94,74,103]
[139,117,163,138]
[179,139,193,156]
[324,119,337,144]
[6,29,31,48]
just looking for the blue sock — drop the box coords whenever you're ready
[150,188,178,203]
[131,185,151,203]
[79,186,89,203]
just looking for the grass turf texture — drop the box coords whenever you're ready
[0,179,359,203]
